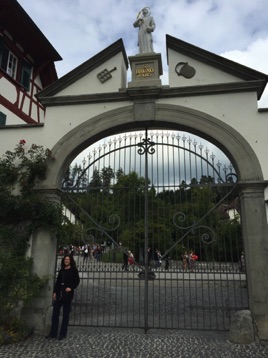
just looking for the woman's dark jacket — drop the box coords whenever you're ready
[54,267,80,301]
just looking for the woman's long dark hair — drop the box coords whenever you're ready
[61,254,77,269]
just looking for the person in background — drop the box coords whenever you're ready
[189,251,198,271]
[147,247,152,263]
[240,252,245,272]
[154,249,162,268]
[69,244,74,256]
[165,256,170,270]
[128,250,135,271]
[122,250,129,271]
[83,245,89,263]
[45,254,80,340]
[182,251,189,270]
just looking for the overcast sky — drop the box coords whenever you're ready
[18,0,268,107]
[16,0,268,172]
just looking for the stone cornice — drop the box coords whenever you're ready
[37,80,265,106]
[0,123,44,129]
[237,180,268,192]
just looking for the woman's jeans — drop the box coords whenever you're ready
[50,298,72,337]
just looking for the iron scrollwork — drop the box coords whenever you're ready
[161,181,239,259]
[84,214,121,246]
[65,194,121,248]
[137,137,156,155]
[99,214,121,232]
[225,172,237,184]
[173,213,217,245]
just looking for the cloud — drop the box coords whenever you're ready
[17,0,268,106]
[221,37,268,107]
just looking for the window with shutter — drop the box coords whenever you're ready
[7,51,17,78]
[0,112,6,126]
[0,45,17,79]
[0,37,18,79]
[20,59,32,91]
[0,45,9,72]
[0,35,3,60]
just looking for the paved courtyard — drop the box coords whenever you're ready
[0,327,268,358]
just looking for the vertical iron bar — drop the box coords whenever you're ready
[144,128,149,333]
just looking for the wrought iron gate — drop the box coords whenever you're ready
[59,129,248,331]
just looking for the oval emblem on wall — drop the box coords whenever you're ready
[175,62,196,79]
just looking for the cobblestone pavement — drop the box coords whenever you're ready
[0,327,268,358]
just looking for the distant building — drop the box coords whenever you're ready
[217,197,240,222]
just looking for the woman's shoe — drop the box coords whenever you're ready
[58,335,66,340]
[45,334,57,339]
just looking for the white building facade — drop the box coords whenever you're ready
[1,1,268,341]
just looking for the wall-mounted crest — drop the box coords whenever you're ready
[97,67,117,83]
[175,62,196,79]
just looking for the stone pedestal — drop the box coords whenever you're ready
[239,182,268,341]
[128,53,163,88]
[228,310,255,344]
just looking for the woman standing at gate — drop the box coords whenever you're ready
[45,254,80,340]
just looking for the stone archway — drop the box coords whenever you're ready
[29,103,268,340]
[43,103,263,189]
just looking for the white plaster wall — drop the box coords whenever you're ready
[0,105,23,125]
[0,103,44,125]
[168,48,240,87]
[55,53,127,96]
[157,92,268,178]
[1,89,268,181]
[0,101,130,157]
[0,73,45,124]
[42,101,131,148]
[34,76,43,92]
[0,77,18,103]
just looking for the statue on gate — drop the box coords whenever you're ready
[133,7,155,53]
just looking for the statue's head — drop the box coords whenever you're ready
[142,7,150,17]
